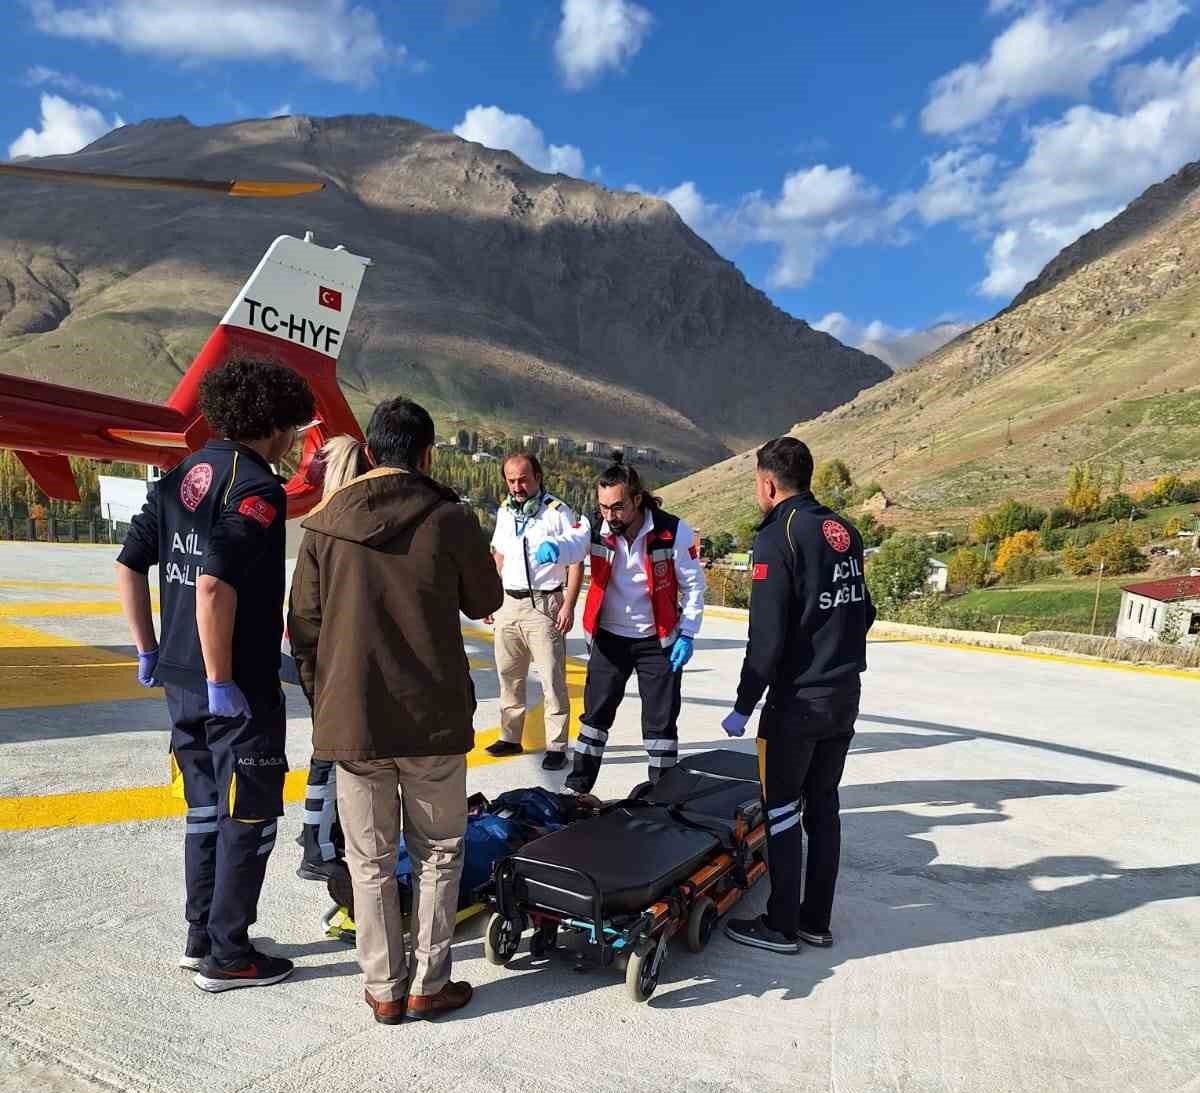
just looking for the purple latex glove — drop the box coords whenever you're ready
[721,710,749,738]
[207,680,252,720]
[137,649,159,688]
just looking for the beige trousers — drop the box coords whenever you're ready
[494,591,570,751]
[336,755,466,1001]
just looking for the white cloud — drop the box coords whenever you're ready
[28,0,395,88]
[970,50,1200,295]
[554,0,652,90]
[632,166,890,289]
[891,147,997,226]
[270,102,292,117]
[453,105,585,177]
[814,312,974,369]
[8,93,125,158]
[921,0,1186,135]
[978,208,1120,297]
[24,64,121,101]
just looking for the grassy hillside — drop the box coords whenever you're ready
[662,162,1200,534]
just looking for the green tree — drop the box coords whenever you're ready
[947,547,988,591]
[866,533,931,611]
[1111,460,1126,497]
[991,499,1047,539]
[812,459,853,511]
[734,517,759,552]
[1085,530,1146,575]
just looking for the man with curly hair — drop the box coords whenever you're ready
[116,358,314,993]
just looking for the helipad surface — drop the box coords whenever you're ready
[1,543,1197,1092]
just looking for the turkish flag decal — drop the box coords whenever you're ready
[752,563,769,581]
[238,496,278,527]
[318,286,342,311]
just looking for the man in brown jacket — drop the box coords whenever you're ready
[287,398,502,1025]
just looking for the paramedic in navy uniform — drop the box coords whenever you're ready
[720,437,875,955]
[565,453,705,794]
[116,359,315,992]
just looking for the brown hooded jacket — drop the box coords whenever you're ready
[287,467,502,760]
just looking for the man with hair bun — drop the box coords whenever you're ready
[116,358,314,992]
[565,452,705,795]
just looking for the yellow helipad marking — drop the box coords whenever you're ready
[0,600,133,619]
[0,579,117,591]
[0,610,590,830]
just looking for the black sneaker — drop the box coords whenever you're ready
[796,926,834,948]
[179,936,210,972]
[296,858,350,884]
[193,949,295,993]
[541,751,567,771]
[723,915,800,954]
[485,740,523,758]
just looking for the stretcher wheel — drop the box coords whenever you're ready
[484,913,524,966]
[686,896,718,953]
[529,922,556,960]
[625,937,663,1003]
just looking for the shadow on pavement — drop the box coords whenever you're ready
[436,773,1198,1016]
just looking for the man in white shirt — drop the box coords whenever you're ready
[487,452,590,770]
[565,454,705,794]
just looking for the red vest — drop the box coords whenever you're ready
[583,508,682,647]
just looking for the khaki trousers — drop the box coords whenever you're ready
[336,755,466,1001]
[494,591,570,751]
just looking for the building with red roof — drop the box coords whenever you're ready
[1116,575,1200,645]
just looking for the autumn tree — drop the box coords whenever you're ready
[993,530,1041,577]
[947,547,989,591]
[1065,463,1100,518]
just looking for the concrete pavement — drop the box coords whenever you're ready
[1,544,1198,1092]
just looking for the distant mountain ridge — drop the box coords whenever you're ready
[663,159,1200,531]
[0,113,890,469]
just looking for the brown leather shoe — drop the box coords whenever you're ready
[364,989,407,1025]
[407,980,473,1020]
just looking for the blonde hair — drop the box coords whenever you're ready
[320,434,369,496]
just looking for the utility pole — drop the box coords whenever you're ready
[1090,558,1106,636]
[1006,415,1013,446]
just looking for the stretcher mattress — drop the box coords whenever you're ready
[510,749,761,918]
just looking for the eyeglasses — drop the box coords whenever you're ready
[598,495,639,517]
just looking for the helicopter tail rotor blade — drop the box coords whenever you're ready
[0,163,323,198]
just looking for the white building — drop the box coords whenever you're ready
[547,436,576,455]
[1116,576,1200,645]
[521,434,548,452]
[471,452,497,464]
[927,558,949,593]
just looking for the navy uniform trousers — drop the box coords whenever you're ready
[758,685,860,937]
[566,628,682,795]
[166,683,287,964]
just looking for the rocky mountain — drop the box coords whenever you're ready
[0,114,890,469]
[663,160,1200,532]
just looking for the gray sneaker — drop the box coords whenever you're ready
[723,915,800,954]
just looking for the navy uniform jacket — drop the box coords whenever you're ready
[734,492,875,717]
[118,440,287,693]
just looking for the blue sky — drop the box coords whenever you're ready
[3,0,1200,366]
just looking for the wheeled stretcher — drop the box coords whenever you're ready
[485,749,767,1002]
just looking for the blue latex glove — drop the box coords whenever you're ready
[721,710,749,738]
[136,649,159,688]
[535,541,560,565]
[668,635,694,673]
[207,680,252,720]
